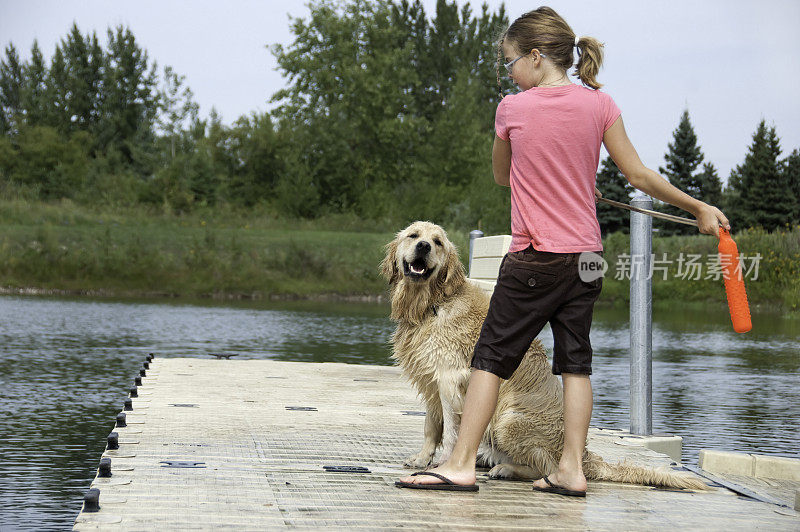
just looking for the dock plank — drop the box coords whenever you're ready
[74,358,799,530]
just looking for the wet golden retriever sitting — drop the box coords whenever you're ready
[381,220,706,490]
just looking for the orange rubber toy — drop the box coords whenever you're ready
[718,227,752,333]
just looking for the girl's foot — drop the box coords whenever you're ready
[398,464,476,487]
[532,468,587,492]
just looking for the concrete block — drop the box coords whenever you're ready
[472,235,512,258]
[699,450,754,476]
[623,435,683,463]
[699,450,800,481]
[753,455,800,481]
[469,257,504,280]
[641,436,683,463]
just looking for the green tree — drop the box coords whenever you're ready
[3,23,208,204]
[728,120,793,231]
[20,41,51,127]
[723,166,742,222]
[273,125,320,217]
[0,43,24,135]
[156,65,199,160]
[58,24,104,135]
[781,148,800,225]
[0,124,90,198]
[270,0,423,213]
[398,0,508,128]
[225,112,283,207]
[657,109,704,235]
[96,25,159,174]
[46,45,70,133]
[204,107,236,189]
[407,68,491,225]
[596,155,632,235]
[270,0,507,221]
[696,161,722,208]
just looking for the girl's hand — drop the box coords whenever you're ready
[594,187,602,203]
[695,203,731,238]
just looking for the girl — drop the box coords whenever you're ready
[397,6,729,495]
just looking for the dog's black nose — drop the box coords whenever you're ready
[416,241,431,255]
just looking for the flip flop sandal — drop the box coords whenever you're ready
[395,471,479,491]
[532,475,587,497]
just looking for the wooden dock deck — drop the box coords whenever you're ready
[73,357,799,530]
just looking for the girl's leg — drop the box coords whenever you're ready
[533,372,592,491]
[398,369,501,485]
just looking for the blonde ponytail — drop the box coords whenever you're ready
[574,36,604,90]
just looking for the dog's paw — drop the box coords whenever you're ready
[403,453,434,469]
[487,464,518,479]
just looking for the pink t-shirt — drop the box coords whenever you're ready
[495,84,621,253]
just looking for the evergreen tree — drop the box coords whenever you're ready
[391,0,431,118]
[21,41,51,127]
[595,156,632,235]
[46,46,71,135]
[657,109,704,235]
[722,165,741,219]
[0,43,24,135]
[729,120,793,231]
[96,25,159,174]
[782,148,800,225]
[697,162,723,207]
[393,0,507,128]
[59,24,103,134]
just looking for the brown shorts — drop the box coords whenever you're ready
[470,245,603,379]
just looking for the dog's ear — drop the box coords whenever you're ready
[437,243,466,296]
[380,237,401,285]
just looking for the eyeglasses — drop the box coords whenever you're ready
[503,51,546,74]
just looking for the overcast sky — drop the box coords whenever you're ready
[1,0,799,183]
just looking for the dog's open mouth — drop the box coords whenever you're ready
[403,257,434,280]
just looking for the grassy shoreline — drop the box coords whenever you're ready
[1,199,798,314]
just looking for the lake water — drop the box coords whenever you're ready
[0,295,798,530]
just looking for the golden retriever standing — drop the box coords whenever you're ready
[381,221,706,490]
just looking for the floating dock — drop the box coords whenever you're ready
[74,356,799,530]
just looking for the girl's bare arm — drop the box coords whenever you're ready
[602,116,730,236]
[492,135,511,187]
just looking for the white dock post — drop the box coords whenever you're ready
[630,192,653,436]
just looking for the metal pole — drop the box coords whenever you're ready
[468,230,484,278]
[629,192,653,436]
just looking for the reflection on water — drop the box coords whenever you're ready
[0,295,798,530]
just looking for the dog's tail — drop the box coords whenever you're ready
[584,450,710,491]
